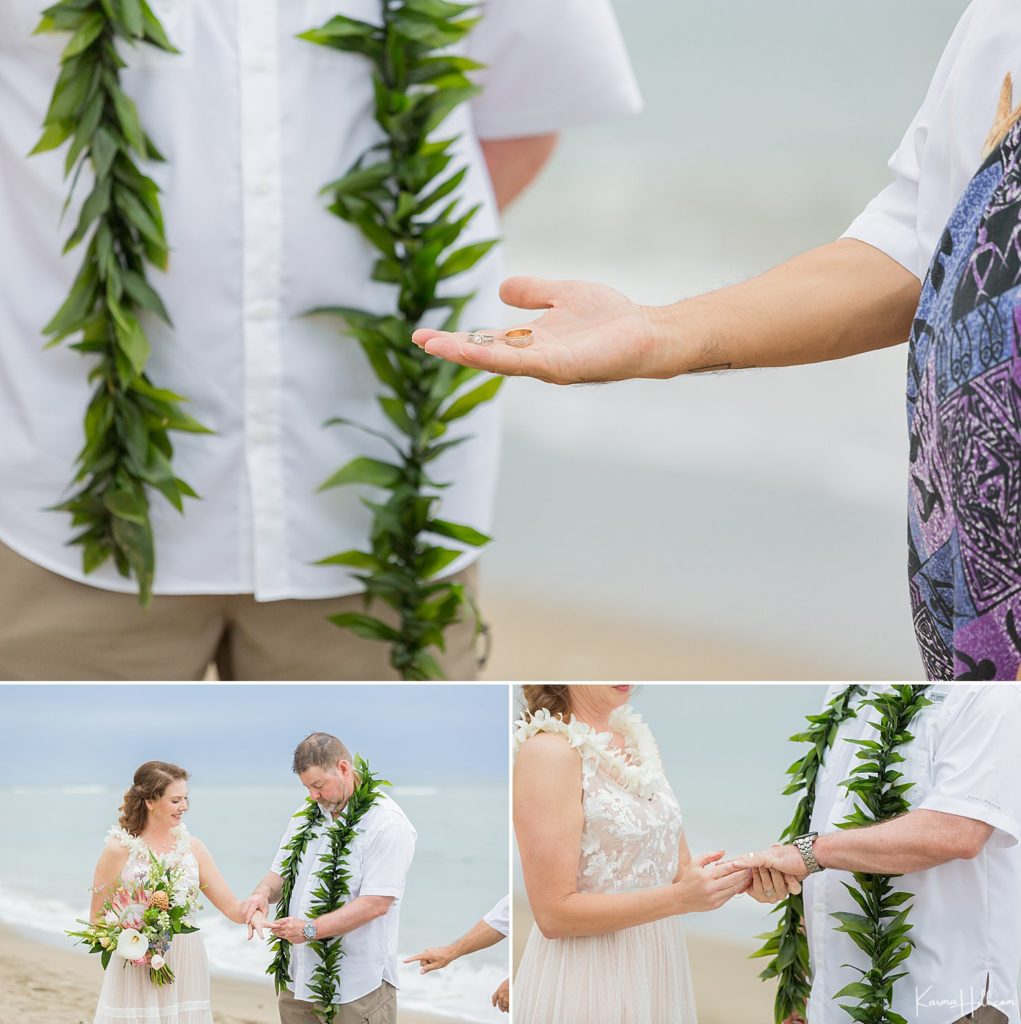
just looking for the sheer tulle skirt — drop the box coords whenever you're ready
[93,932,213,1024]
[514,917,698,1024]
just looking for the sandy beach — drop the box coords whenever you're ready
[512,896,776,1024]
[0,925,459,1024]
[479,589,836,681]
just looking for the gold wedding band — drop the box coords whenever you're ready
[504,328,534,347]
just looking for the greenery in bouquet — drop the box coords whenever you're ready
[68,850,201,987]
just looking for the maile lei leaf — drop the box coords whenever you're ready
[304,0,499,680]
[31,0,210,605]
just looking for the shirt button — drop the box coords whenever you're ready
[249,302,274,322]
[250,56,270,73]
[253,181,272,196]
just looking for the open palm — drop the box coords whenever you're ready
[412,277,665,384]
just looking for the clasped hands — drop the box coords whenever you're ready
[238,894,309,943]
[683,844,807,909]
[728,843,808,904]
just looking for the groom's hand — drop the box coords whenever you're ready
[403,944,457,973]
[730,844,808,881]
[268,917,309,944]
[411,278,671,385]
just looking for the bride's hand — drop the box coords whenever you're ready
[747,866,802,904]
[412,277,673,385]
[248,911,269,940]
[673,850,753,913]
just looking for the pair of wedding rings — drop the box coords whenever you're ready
[467,328,534,348]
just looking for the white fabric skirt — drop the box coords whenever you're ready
[93,932,213,1024]
[513,917,698,1024]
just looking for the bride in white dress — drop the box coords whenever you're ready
[89,761,260,1024]
[513,685,785,1024]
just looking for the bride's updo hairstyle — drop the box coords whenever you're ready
[118,761,189,836]
[522,685,572,721]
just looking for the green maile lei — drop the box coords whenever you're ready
[32,0,211,606]
[268,756,390,1024]
[752,684,931,1024]
[34,0,500,677]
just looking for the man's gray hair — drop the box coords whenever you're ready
[292,732,352,774]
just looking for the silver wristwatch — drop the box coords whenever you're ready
[303,919,318,941]
[793,832,824,873]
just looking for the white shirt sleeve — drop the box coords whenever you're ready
[919,685,1021,847]
[359,817,417,899]
[467,0,642,140]
[840,1,982,278]
[482,895,510,937]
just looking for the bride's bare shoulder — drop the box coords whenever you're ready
[516,730,582,773]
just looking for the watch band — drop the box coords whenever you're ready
[793,831,824,873]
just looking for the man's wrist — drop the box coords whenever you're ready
[793,832,825,874]
[643,297,735,379]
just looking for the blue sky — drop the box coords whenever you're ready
[0,684,509,784]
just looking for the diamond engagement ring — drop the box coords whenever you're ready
[467,331,494,346]
[764,888,776,898]
[505,328,534,347]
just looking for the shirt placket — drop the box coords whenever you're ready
[238,0,287,599]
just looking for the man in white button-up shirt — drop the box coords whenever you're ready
[738,684,1021,1024]
[0,0,640,680]
[242,732,416,1024]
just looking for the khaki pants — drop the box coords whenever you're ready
[278,982,396,1024]
[0,541,481,680]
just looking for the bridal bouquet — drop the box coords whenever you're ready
[68,852,201,987]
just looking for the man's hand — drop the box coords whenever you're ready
[241,893,270,939]
[747,866,802,904]
[412,277,667,385]
[492,977,509,1013]
[268,917,309,945]
[729,844,808,881]
[782,1014,806,1024]
[403,944,458,974]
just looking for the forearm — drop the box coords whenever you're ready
[312,895,392,941]
[480,134,558,211]
[646,239,921,376]
[814,810,990,875]
[449,919,504,959]
[252,871,283,906]
[531,883,680,940]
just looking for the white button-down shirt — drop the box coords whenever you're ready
[271,791,416,1005]
[0,0,640,599]
[844,0,1020,281]
[804,684,1021,1024]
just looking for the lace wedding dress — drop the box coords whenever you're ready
[93,824,213,1024]
[513,705,697,1024]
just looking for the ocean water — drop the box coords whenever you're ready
[0,780,509,1023]
[488,1,971,677]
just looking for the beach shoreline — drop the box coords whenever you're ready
[0,924,461,1024]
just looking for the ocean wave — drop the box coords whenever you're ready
[9,784,111,796]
